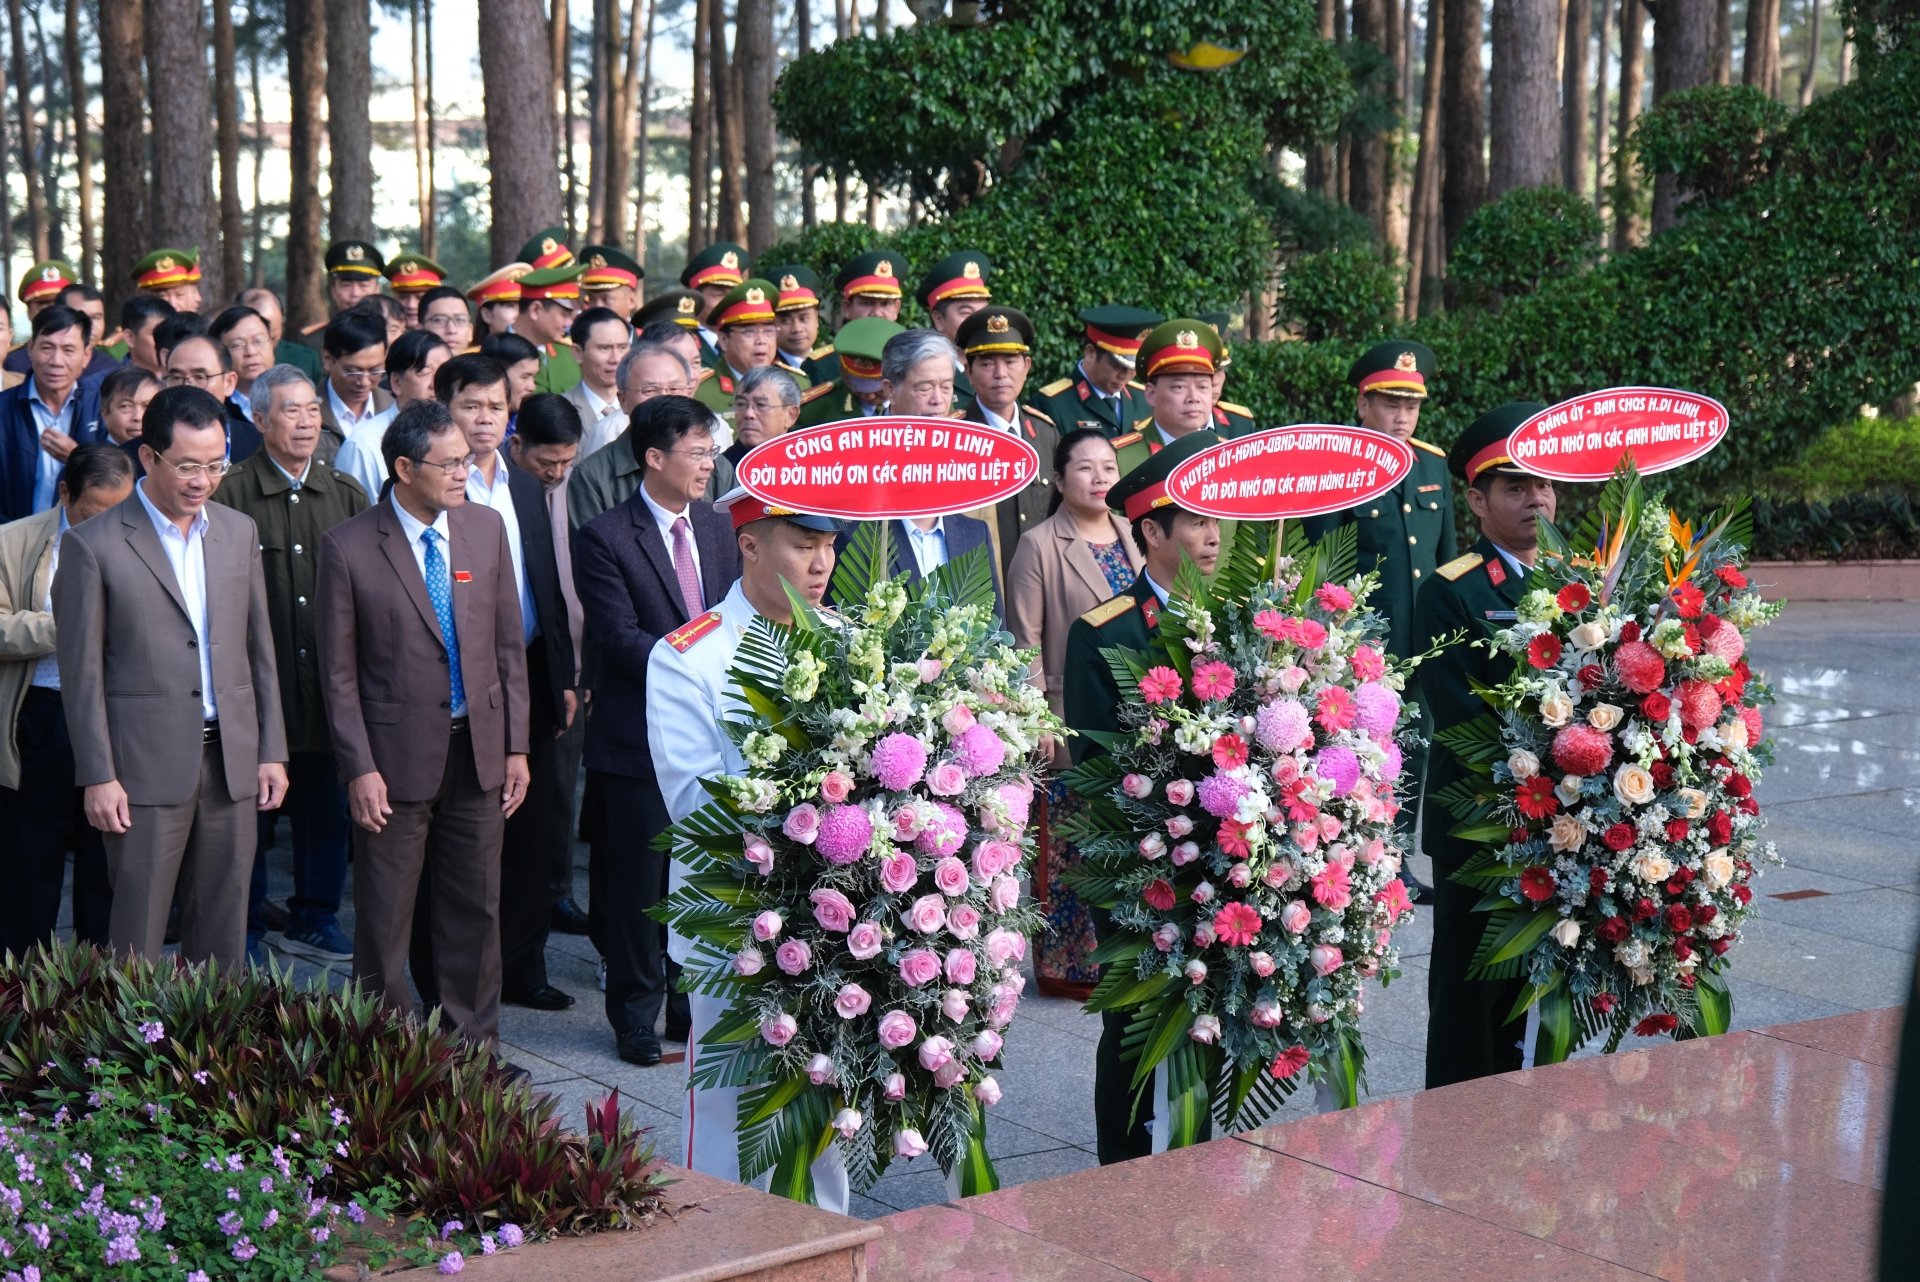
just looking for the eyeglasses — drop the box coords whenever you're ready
[224,335,272,354]
[337,366,385,383]
[423,314,471,333]
[410,454,476,476]
[668,447,723,464]
[628,383,693,399]
[163,371,226,388]
[736,398,791,415]
[153,453,232,480]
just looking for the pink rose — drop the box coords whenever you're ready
[905,894,948,934]
[775,939,813,975]
[891,805,925,840]
[751,910,784,942]
[820,771,855,804]
[1165,778,1196,806]
[1227,861,1252,888]
[883,1072,908,1101]
[1152,923,1181,952]
[782,803,821,844]
[1121,773,1154,799]
[971,1030,1003,1061]
[810,887,857,933]
[1280,900,1312,934]
[834,983,872,1019]
[806,1053,835,1085]
[1165,813,1195,839]
[971,839,1019,881]
[940,989,971,1021]
[1278,665,1310,694]
[1189,880,1215,904]
[933,857,970,897]
[1249,951,1276,977]
[877,1011,918,1050]
[1189,1014,1222,1044]
[987,984,1020,1028]
[1184,959,1208,985]
[933,1059,966,1088]
[743,835,774,876]
[893,1128,928,1158]
[1171,841,1201,866]
[918,657,945,683]
[761,1013,797,1046]
[833,1107,863,1139]
[1250,999,1284,1028]
[734,946,765,976]
[1310,944,1344,977]
[880,851,920,894]
[847,921,885,960]
[945,949,977,985]
[1138,832,1168,860]
[1264,860,1295,888]
[989,875,1020,914]
[898,949,941,987]
[972,1075,1002,1106]
[983,928,1025,968]
[1191,922,1217,949]
[946,904,982,940]
[926,761,968,796]
[918,1035,956,1071]
[941,704,977,737]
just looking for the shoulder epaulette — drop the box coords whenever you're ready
[695,366,715,385]
[809,342,836,359]
[299,319,327,336]
[1436,552,1484,581]
[1079,594,1136,627]
[1410,437,1446,457]
[1127,379,1145,391]
[1022,404,1054,425]
[666,610,723,652]
[1110,431,1143,448]
[1038,378,1073,396]
[799,381,835,404]
[1216,400,1252,417]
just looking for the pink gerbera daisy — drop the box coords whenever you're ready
[1190,661,1237,702]
[1139,666,1184,705]
[1212,902,1263,948]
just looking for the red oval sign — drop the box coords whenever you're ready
[1507,387,1730,483]
[1166,425,1416,520]
[736,416,1040,520]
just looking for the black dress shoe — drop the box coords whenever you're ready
[550,898,591,935]
[617,1030,663,1066]
[262,900,290,933]
[494,1060,532,1085]
[504,983,576,1011]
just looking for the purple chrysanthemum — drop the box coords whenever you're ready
[870,733,930,791]
[1378,741,1404,782]
[952,723,1008,777]
[815,804,875,864]
[1253,700,1311,754]
[914,802,968,856]
[1313,745,1362,797]
[1351,683,1401,737]
[1196,773,1249,819]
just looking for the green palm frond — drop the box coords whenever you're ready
[924,544,997,612]
[829,519,893,604]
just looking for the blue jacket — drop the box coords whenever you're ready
[0,378,103,523]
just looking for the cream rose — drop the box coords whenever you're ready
[1586,702,1624,732]
[1508,749,1541,781]
[1555,775,1584,806]
[1720,719,1750,750]
[1702,848,1736,890]
[1630,849,1674,884]
[1570,621,1609,652]
[1549,918,1581,948]
[1613,763,1655,806]
[1547,812,1587,853]
[1675,787,1710,819]
[1539,691,1575,728]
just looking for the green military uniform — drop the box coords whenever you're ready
[1110,322,1236,562]
[1062,432,1221,1166]
[813,250,909,385]
[578,244,643,318]
[384,252,447,297]
[955,305,1059,575]
[683,242,750,368]
[274,339,324,380]
[694,278,813,416]
[633,288,704,332]
[917,251,991,406]
[768,264,832,382]
[517,226,575,272]
[1031,305,1160,438]
[796,316,900,427]
[1415,402,1549,1092]
[517,262,587,394]
[299,242,384,346]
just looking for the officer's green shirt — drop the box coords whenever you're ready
[274,338,323,380]
[1062,573,1159,765]
[1033,370,1151,439]
[1301,439,1455,659]
[534,342,582,395]
[801,346,840,385]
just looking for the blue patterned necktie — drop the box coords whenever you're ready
[422,528,466,715]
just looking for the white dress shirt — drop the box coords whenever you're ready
[388,494,465,717]
[903,517,949,577]
[637,481,701,585]
[465,455,538,646]
[326,381,385,433]
[1143,570,1172,607]
[135,480,216,721]
[29,507,67,689]
[977,402,1015,433]
[334,407,397,498]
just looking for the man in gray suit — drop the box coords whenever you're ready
[53,386,289,969]
[316,400,530,1048]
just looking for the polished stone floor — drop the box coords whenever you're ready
[227,598,1918,1222]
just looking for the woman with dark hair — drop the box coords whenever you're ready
[1005,428,1143,997]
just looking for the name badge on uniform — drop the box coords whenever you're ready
[1485,609,1518,621]
[1417,484,1443,492]
[453,570,472,583]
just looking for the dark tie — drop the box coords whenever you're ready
[671,516,704,616]
[422,529,466,714]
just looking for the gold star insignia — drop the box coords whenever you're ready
[986,313,1010,334]
[1176,329,1198,348]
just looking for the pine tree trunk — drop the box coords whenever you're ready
[1612,0,1644,249]
[479,0,566,264]
[798,0,817,228]
[633,0,656,264]
[1489,0,1562,197]
[1651,0,1715,229]
[9,0,46,260]
[424,0,438,257]
[738,0,776,253]
[326,0,375,241]
[63,0,94,280]
[1743,0,1781,95]
[1384,0,1410,264]
[1440,0,1486,254]
[99,0,146,310]
[552,0,576,242]
[1348,0,1391,238]
[412,0,433,252]
[689,0,711,249]
[1712,0,1732,83]
[214,0,244,297]
[250,1,266,284]
[1799,0,1822,106]
[145,0,212,272]
[711,0,745,245]
[285,0,328,324]
[32,7,62,262]
[1306,0,1340,196]
[1594,0,1609,213]
[865,0,887,227]
[1408,0,1445,314]
[1562,0,1589,192]
[585,0,609,245]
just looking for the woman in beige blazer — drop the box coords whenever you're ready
[1005,428,1142,997]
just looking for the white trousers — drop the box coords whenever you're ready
[685,991,851,1213]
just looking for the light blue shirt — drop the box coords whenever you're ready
[388,494,465,717]
[230,389,252,422]
[135,480,216,721]
[334,406,397,499]
[26,377,78,514]
[903,517,949,578]
[29,507,67,690]
[465,456,538,646]
[1143,571,1171,607]
[267,453,310,490]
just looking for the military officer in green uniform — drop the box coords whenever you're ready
[577,244,643,321]
[1414,402,1554,1091]
[516,262,588,394]
[804,249,908,385]
[1032,305,1160,438]
[681,242,751,367]
[955,305,1058,574]
[695,278,814,416]
[916,250,991,406]
[1301,340,1455,902]
[517,226,575,273]
[1109,319,1227,476]
[1199,311,1257,437]
[299,241,385,346]
[383,253,447,328]
[633,287,704,333]
[796,317,901,427]
[768,265,833,380]
[1062,431,1223,1165]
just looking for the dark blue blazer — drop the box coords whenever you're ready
[0,379,103,523]
[834,516,1004,618]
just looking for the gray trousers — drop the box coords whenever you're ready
[105,740,251,970]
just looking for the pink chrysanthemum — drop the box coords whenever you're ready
[870,733,930,791]
[1196,773,1249,819]
[1315,686,1356,734]
[816,804,875,865]
[1254,699,1312,753]
[1377,741,1404,782]
[1613,640,1667,694]
[1190,661,1237,702]
[994,780,1033,830]
[1350,683,1401,737]
[1212,902,1263,948]
[1551,723,1615,777]
[1313,745,1362,797]
[1139,666,1184,705]
[914,802,969,857]
[952,723,1008,777]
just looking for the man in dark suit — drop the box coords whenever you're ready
[572,394,739,1065]
[835,512,1003,618]
[955,305,1060,579]
[316,400,530,1049]
[0,306,104,523]
[163,333,263,465]
[53,388,290,968]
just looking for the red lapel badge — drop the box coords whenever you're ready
[452,570,472,583]
[1140,597,1160,629]
[1485,560,1506,586]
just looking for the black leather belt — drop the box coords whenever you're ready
[202,720,220,744]
[449,715,470,734]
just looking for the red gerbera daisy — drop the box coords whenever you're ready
[1527,633,1564,670]
[1519,866,1557,902]
[1515,777,1560,820]
[1269,1045,1311,1079]
[1212,902,1263,948]
[1556,583,1591,612]
[1211,733,1250,770]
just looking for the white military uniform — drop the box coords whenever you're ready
[646,578,851,1212]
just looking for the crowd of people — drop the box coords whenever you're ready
[0,230,1559,1156]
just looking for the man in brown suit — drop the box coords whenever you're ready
[316,400,529,1048]
[53,387,290,969]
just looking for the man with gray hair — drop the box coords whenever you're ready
[569,341,735,531]
[725,365,800,465]
[212,363,369,963]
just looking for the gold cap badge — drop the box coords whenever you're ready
[780,274,800,291]
[676,296,697,314]
[876,260,894,277]
[962,261,982,279]
[541,237,558,255]
[744,286,766,304]
[344,244,364,261]
[986,314,1010,334]
[721,250,740,270]
[156,255,176,271]
[1176,329,1199,348]
[1395,351,1419,371]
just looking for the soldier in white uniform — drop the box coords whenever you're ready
[645,486,849,1210]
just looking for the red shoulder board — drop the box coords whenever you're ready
[1485,559,1507,587]
[1212,407,1228,427]
[666,610,723,652]
[1140,597,1160,629]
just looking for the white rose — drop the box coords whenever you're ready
[1674,787,1710,819]
[1555,775,1584,806]
[1507,749,1541,781]
[1585,702,1624,732]
[1549,918,1581,948]
[1570,621,1609,652]
[1702,849,1736,890]
[1539,692,1574,728]
[1547,812,1587,853]
[1613,763,1656,806]
[1720,719,1750,750]
[1631,849,1674,884]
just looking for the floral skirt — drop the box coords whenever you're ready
[1033,780,1098,999]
